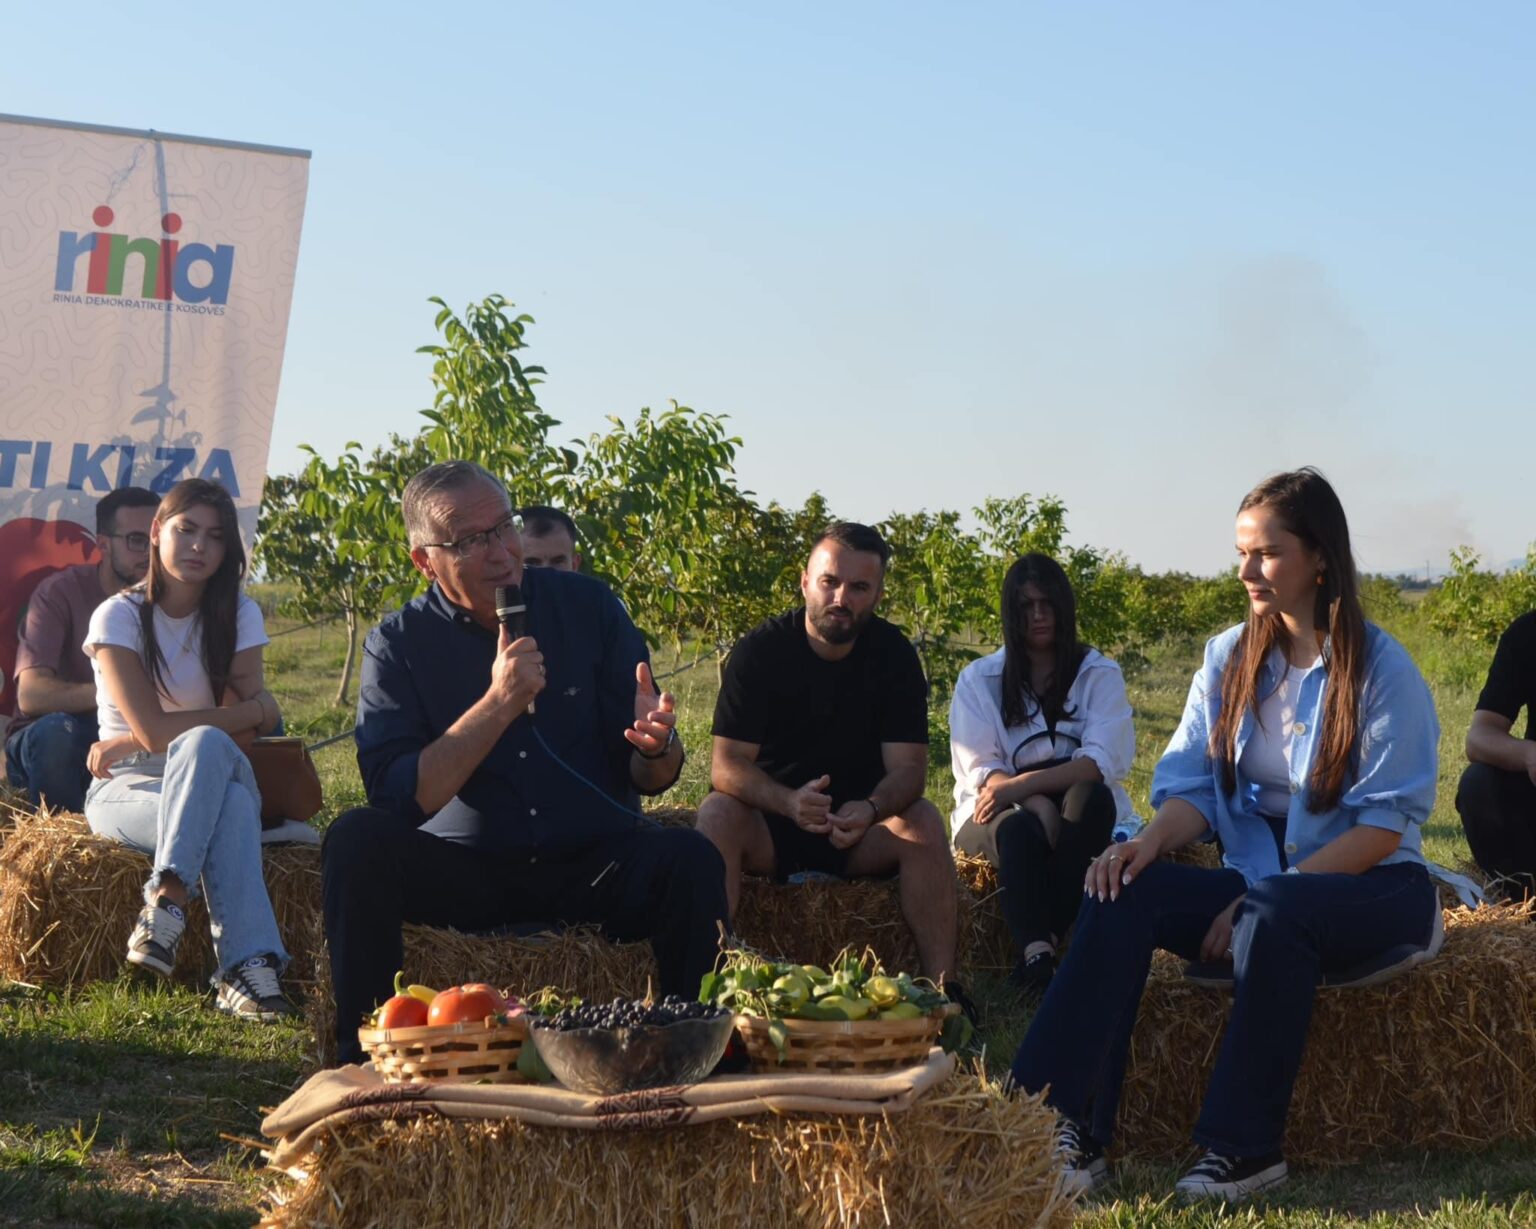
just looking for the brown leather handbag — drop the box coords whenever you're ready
[247,736,324,828]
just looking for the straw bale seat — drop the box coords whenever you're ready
[1116,901,1536,1165]
[306,861,988,1064]
[0,807,322,989]
[306,918,660,1064]
[256,1068,1075,1229]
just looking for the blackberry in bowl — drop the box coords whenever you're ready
[528,997,735,1095]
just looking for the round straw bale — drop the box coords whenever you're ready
[1115,901,1536,1165]
[0,808,321,989]
[257,1069,1076,1229]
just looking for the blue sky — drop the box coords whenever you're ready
[7,2,1531,573]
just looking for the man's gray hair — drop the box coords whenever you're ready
[402,460,507,547]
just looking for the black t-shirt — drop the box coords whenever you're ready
[1477,611,1536,741]
[712,608,929,809]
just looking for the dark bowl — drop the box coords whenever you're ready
[529,1015,735,1096]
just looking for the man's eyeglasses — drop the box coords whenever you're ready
[101,532,151,552]
[421,514,523,560]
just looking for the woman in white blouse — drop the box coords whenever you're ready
[82,478,297,1022]
[950,553,1136,996]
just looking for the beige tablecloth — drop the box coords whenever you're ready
[263,1048,955,1170]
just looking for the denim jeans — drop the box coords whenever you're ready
[5,711,98,812]
[83,725,288,982]
[1010,858,1436,1157]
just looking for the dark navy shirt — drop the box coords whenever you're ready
[354,567,651,857]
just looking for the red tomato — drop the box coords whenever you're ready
[458,983,507,1011]
[376,994,430,1030]
[428,986,502,1027]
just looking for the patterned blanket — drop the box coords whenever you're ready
[262,1048,955,1170]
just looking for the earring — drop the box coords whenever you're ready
[1315,572,1325,586]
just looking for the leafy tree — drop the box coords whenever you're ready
[1423,546,1536,645]
[562,402,748,650]
[416,294,564,492]
[689,492,832,681]
[877,509,990,704]
[974,493,1134,652]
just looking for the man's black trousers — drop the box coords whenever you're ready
[1456,762,1536,900]
[322,807,728,1064]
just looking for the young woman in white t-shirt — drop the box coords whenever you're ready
[83,478,296,1022]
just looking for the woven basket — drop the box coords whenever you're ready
[733,1006,953,1074]
[358,1015,530,1084]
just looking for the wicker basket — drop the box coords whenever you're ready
[358,1015,530,1084]
[733,1006,954,1074]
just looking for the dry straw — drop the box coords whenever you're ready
[1117,900,1536,1165]
[0,807,322,989]
[307,866,1002,1063]
[257,1068,1076,1229]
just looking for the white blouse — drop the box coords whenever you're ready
[949,646,1139,835]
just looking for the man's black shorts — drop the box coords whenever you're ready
[763,811,852,880]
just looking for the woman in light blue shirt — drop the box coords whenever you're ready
[1010,468,1440,1203]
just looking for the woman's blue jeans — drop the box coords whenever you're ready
[83,725,288,982]
[1010,858,1435,1157]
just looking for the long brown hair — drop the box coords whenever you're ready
[1209,468,1366,811]
[1000,554,1088,729]
[139,479,246,703]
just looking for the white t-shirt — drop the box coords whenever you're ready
[1242,656,1315,816]
[84,592,269,741]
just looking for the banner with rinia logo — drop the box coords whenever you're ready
[0,114,309,723]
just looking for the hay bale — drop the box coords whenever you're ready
[257,1069,1075,1229]
[657,807,1011,976]
[1117,901,1536,1165]
[733,873,979,976]
[305,919,659,1066]
[1163,839,1222,869]
[0,785,29,834]
[306,872,988,1065]
[954,853,1012,974]
[0,808,321,989]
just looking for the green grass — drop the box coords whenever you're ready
[1,589,1530,1227]
[0,978,308,1227]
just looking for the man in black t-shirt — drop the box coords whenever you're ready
[697,523,960,985]
[1457,610,1536,899]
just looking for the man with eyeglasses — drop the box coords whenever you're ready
[6,486,159,811]
[322,460,727,1065]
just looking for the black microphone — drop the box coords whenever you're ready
[494,584,535,715]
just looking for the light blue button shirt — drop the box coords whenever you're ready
[1151,621,1436,886]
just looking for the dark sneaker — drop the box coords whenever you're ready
[214,954,299,1023]
[1011,950,1056,999]
[1175,1148,1288,1201]
[125,896,186,978]
[1056,1119,1108,1196]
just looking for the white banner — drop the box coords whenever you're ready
[0,114,308,720]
